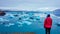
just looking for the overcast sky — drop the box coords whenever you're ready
[0,0,60,10]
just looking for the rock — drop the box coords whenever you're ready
[0,11,6,16]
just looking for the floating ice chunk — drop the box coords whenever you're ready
[18,25,23,27]
[0,18,9,22]
[17,21,24,27]
[14,14,18,17]
[34,16,40,20]
[9,23,15,25]
[56,22,60,26]
[6,14,15,18]
[5,24,10,27]
[18,14,29,21]
[5,23,15,27]
[20,14,29,17]
[9,14,15,18]
[58,22,60,24]
[22,21,32,25]
[0,18,4,21]
[17,21,24,25]
[22,18,29,21]
[34,14,47,17]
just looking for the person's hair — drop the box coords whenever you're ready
[47,14,50,17]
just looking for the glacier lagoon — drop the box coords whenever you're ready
[0,11,60,34]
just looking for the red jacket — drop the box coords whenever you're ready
[44,17,52,28]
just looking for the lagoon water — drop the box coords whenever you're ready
[0,11,60,34]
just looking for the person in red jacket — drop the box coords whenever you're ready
[44,14,52,34]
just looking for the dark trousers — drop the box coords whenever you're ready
[45,28,51,34]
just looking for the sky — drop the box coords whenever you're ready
[0,0,60,11]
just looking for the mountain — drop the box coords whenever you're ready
[53,9,60,17]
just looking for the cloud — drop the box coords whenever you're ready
[0,0,60,10]
[37,7,58,11]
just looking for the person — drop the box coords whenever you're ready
[44,14,52,34]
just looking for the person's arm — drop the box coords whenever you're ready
[44,18,47,28]
[51,19,52,26]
